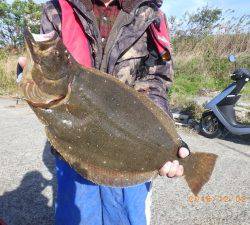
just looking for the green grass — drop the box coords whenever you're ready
[170,54,250,99]
[168,53,250,120]
[0,50,18,95]
[0,47,249,105]
[0,68,17,95]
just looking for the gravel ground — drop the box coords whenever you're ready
[0,98,249,225]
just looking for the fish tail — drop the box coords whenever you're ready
[182,152,218,195]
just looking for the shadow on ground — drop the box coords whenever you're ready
[0,142,56,225]
[194,122,250,146]
[221,133,250,146]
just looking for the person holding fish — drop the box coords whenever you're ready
[18,0,192,224]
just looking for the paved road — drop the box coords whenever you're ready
[0,98,249,225]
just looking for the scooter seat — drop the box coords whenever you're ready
[232,68,250,80]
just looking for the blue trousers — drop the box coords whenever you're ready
[55,156,152,225]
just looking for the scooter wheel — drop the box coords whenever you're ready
[200,111,223,138]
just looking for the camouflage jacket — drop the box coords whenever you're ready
[40,0,173,115]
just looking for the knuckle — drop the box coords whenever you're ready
[173,160,179,165]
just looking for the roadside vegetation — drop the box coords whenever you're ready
[0,50,19,95]
[0,0,41,95]
[0,1,249,115]
[167,6,250,116]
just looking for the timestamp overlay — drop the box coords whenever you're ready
[188,194,249,204]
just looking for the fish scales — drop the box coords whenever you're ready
[19,28,218,195]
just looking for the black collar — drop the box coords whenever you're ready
[82,0,154,13]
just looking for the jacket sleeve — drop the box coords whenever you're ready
[134,31,174,117]
[40,0,61,34]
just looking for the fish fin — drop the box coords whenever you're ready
[23,27,40,65]
[183,152,218,195]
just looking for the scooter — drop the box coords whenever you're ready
[200,55,250,138]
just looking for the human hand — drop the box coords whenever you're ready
[159,147,190,178]
[16,57,27,83]
[18,56,27,69]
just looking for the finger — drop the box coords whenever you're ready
[18,57,27,69]
[34,31,55,41]
[175,165,184,177]
[159,161,172,176]
[167,160,179,178]
[178,147,190,158]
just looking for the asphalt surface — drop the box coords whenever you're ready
[0,97,249,225]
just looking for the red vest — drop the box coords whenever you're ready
[59,0,92,67]
[149,10,172,61]
[58,0,171,67]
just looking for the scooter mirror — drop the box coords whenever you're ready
[228,55,236,63]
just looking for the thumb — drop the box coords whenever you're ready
[178,147,190,158]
